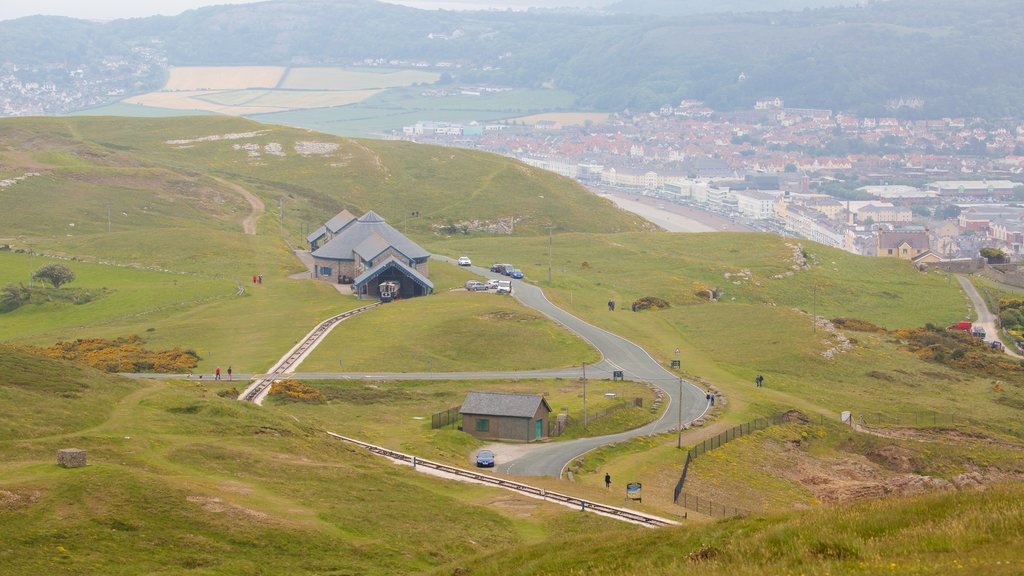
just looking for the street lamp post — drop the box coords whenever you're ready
[582,362,588,432]
[547,225,553,283]
[677,377,683,448]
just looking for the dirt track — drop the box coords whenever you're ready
[212,176,265,235]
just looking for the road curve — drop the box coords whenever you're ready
[957,275,1023,359]
[436,256,710,476]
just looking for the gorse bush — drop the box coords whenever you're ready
[31,336,199,373]
[269,380,325,403]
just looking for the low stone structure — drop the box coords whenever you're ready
[57,448,87,468]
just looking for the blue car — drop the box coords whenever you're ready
[475,449,495,467]
[510,269,524,279]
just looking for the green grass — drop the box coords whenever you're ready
[0,352,626,575]
[262,376,658,462]
[250,86,577,137]
[302,288,600,372]
[433,483,1024,575]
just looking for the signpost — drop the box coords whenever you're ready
[626,482,642,503]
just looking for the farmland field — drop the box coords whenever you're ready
[279,67,439,90]
[193,89,383,109]
[163,66,287,90]
[513,112,611,126]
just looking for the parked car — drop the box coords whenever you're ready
[464,280,486,291]
[492,263,513,275]
[495,280,512,294]
[485,279,501,290]
[457,256,472,267]
[510,269,524,279]
[489,263,504,272]
[475,449,495,467]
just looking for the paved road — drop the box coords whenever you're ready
[127,258,710,477]
[438,256,710,476]
[958,275,1023,359]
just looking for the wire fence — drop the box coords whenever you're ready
[858,411,972,428]
[676,492,751,518]
[549,398,643,437]
[674,414,791,503]
[430,405,462,430]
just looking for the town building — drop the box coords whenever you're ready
[876,227,931,259]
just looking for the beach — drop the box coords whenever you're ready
[594,188,751,233]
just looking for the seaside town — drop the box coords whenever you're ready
[396,98,1024,263]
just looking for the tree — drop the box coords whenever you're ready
[980,247,1008,264]
[32,263,75,289]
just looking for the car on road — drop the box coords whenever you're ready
[475,449,495,467]
[457,256,472,267]
[491,263,513,275]
[464,280,486,291]
[510,269,524,279]
[485,279,501,290]
[495,280,512,294]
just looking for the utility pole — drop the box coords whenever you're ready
[677,377,683,448]
[546,225,553,283]
[582,362,588,432]
[812,283,817,333]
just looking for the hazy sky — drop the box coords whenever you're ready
[0,1,262,22]
[0,0,600,21]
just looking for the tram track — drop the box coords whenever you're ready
[239,302,381,404]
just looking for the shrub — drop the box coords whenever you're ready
[269,380,325,403]
[32,263,76,289]
[832,317,886,333]
[632,296,670,311]
[31,336,199,373]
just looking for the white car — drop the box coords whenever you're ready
[457,256,472,266]
[484,279,501,290]
[495,280,512,294]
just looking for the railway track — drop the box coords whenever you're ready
[327,431,680,528]
[239,303,381,403]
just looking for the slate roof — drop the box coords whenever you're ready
[306,225,327,244]
[878,228,930,252]
[325,209,357,233]
[353,257,434,291]
[460,391,552,418]
[312,210,430,262]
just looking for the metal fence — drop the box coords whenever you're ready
[430,405,462,430]
[676,492,751,518]
[674,414,789,503]
[859,411,971,428]
[549,398,643,437]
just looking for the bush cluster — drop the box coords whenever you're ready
[269,380,325,403]
[632,296,670,311]
[832,317,886,333]
[32,336,199,373]
[892,327,1022,376]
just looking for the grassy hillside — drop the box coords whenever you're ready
[435,483,1024,575]
[0,349,624,575]
[0,116,632,369]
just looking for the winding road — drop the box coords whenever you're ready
[434,256,710,476]
[958,275,1023,359]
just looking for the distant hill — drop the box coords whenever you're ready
[605,0,856,16]
[1,0,1023,119]
[0,116,645,251]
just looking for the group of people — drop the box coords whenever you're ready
[705,390,716,405]
[251,274,263,284]
[755,374,764,387]
[214,366,233,380]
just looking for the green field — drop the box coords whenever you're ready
[252,86,578,137]
[279,67,440,90]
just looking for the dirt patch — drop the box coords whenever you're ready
[186,495,268,522]
[483,495,541,518]
[865,445,918,473]
[0,488,40,510]
[479,311,538,322]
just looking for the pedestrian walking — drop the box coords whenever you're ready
[215,367,221,381]
[605,473,611,489]
[257,274,263,285]
[227,366,233,380]
[710,393,715,406]
[755,374,764,387]
[252,275,257,284]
